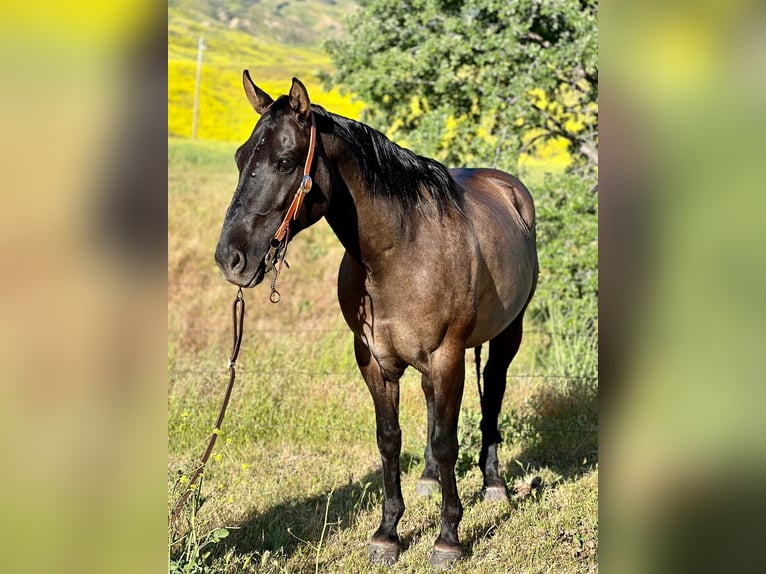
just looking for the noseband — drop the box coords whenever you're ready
[264,111,317,303]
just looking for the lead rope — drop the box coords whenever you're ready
[171,287,245,526]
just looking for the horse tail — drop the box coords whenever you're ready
[474,345,483,402]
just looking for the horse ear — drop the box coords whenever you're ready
[289,77,311,119]
[242,70,273,114]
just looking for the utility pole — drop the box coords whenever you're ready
[192,36,205,140]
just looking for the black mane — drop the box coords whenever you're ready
[313,106,465,222]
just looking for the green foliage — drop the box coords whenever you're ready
[169,525,231,574]
[323,0,599,383]
[325,0,597,173]
[529,172,598,380]
[170,477,231,574]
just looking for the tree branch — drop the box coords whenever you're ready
[521,31,551,49]
[532,103,598,167]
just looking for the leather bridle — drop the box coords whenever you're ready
[264,111,317,303]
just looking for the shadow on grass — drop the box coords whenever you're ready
[218,380,596,564]
[219,451,426,562]
[502,378,598,481]
[454,380,598,559]
[220,468,382,560]
[217,457,512,564]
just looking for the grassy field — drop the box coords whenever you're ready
[168,139,598,573]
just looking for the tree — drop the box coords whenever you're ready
[326,0,599,383]
[325,0,597,174]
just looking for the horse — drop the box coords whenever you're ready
[215,73,538,568]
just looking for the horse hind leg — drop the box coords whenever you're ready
[479,313,525,502]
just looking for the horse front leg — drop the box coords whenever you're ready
[416,373,441,497]
[426,345,466,568]
[354,337,405,566]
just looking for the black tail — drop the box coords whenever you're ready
[474,345,483,401]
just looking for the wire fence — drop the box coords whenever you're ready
[169,367,598,436]
[170,322,598,439]
[169,365,596,383]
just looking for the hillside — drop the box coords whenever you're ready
[168,0,356,45]
[168,0,363,142]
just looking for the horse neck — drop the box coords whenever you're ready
[320,133,403,270]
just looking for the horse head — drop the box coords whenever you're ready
[215,72,327,287]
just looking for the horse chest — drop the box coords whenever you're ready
[345,279,465,373]
[359,314,433,375]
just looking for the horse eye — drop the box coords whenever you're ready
[277,158,293,172]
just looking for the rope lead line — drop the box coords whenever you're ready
[171,287,245,525]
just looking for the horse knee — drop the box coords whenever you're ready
[431,431,458,465]
[376,427,402,460]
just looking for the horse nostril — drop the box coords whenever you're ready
[228,248,245,273]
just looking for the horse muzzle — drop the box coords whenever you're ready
[214,242,267,288]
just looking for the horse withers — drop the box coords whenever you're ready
[215,73,538,568]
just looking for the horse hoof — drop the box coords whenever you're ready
[415,478,440,497]
[483,485,509,503]
[429,546,463,569]
[369,541,401,566]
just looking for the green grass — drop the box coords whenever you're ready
[168,139,597,572]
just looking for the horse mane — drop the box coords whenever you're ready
[312,106,465,222]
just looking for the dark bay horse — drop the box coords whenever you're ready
[215,73,538,568]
